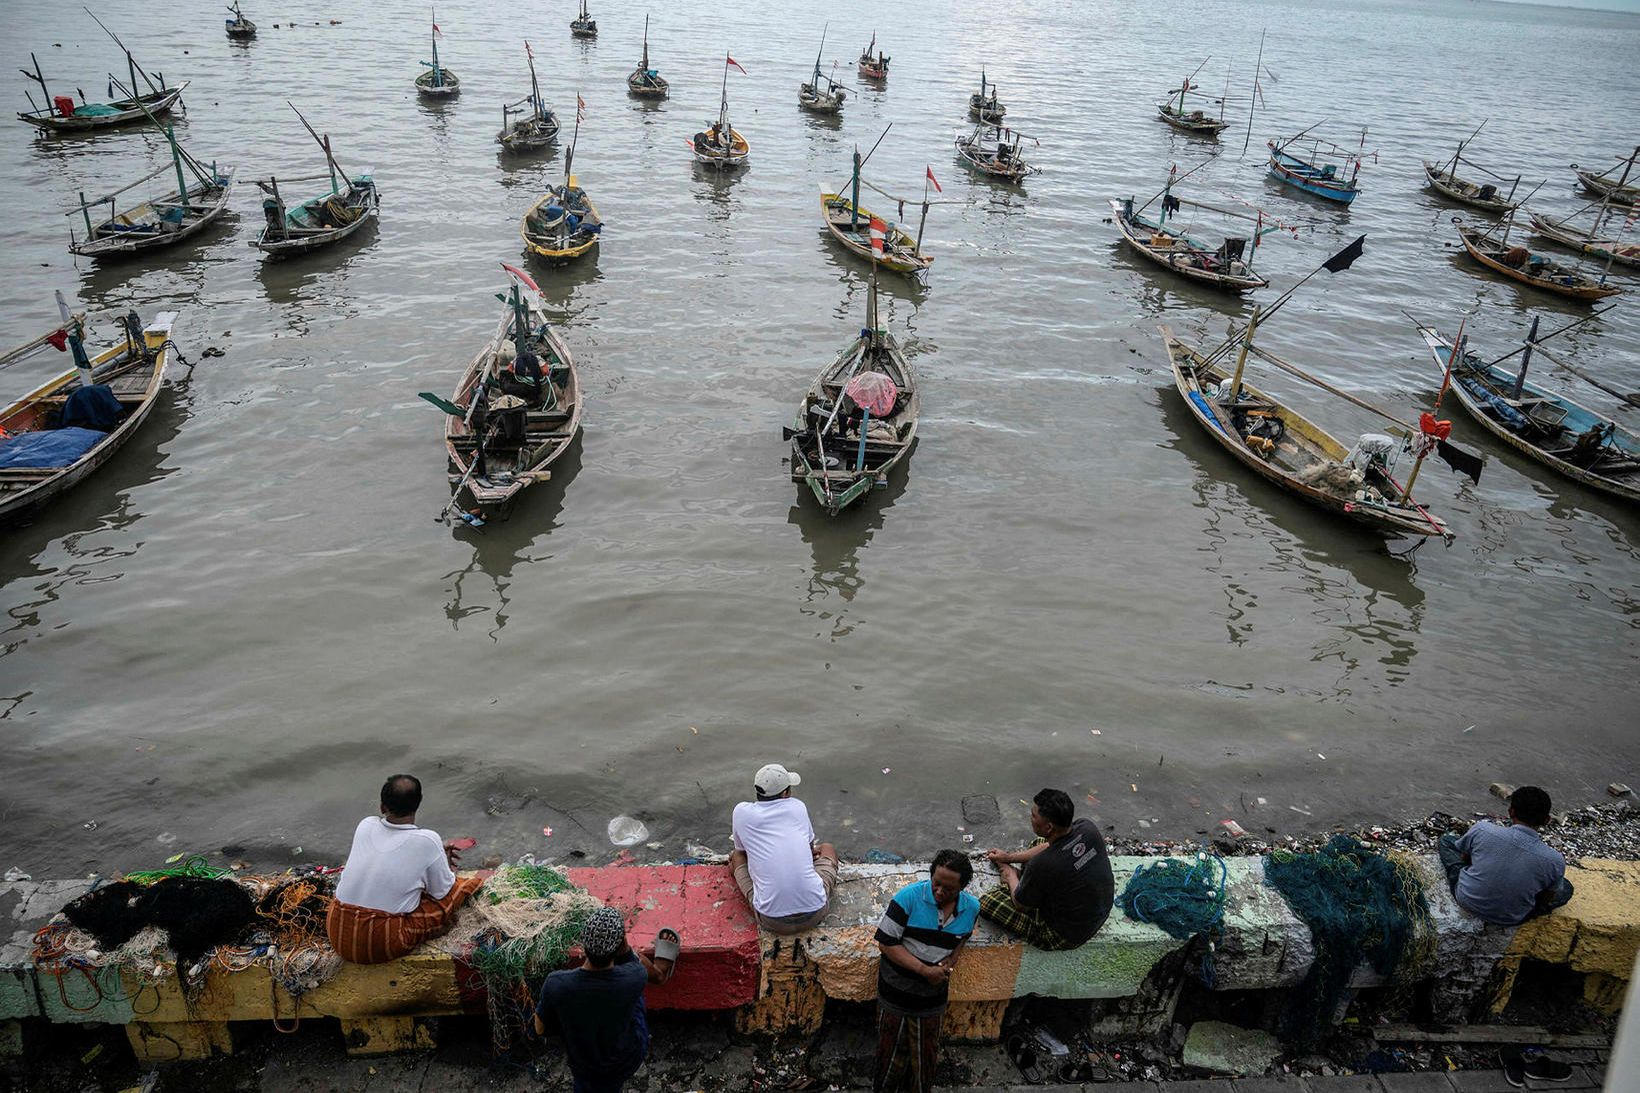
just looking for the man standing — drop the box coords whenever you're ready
[533,907,677,1093]
[874,850,980,1092]
[1439,786,1573,926]
[729,763,840,934]
[327,774,482,963]
[980,788,1114,951]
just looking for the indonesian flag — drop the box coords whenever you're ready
[500,261,540,294]
[726,54,747,75]
[432,22,443,38]
[926,166,942,193]
[868,216,886,255]
[46,329,69,352]
[577,94,586,122]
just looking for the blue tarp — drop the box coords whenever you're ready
[61,384,124,431]
[0,427,105,469]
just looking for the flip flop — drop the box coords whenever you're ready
[654,927,681,964]
[1005,1033,1044,1085]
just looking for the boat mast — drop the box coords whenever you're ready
[642,14,650,71]
[1592,145,1639,236]
[1241,29,1265,154]
[527,46,543,123]
[718,52,730,136]
[431,9,441,87]
[1228,305,1261,401]
[813,24,827,86]
[565,90,581,187]
[850,147,862,232]
[289,102,349,195]
[1160,163,1176,227]
[1511,315,1541,401]
[55,291,96,389]
[1447,118,1486,180]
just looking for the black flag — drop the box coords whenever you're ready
[1322,234,1366,273]
[1436,439,1483,485]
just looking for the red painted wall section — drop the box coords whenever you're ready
[567,864,761,1010]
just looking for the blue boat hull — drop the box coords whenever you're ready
[1268,149,1358,204]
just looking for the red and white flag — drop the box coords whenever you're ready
[868,216,886,255]
[432,22,443,38]
[683,136,697,153]
[576,94,586,122]
[726,54,747,75]
[926,166,942,193]
[500,261,540,294]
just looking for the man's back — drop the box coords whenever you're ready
[1014,818,1115,946]
[1456,820,1565,925]
[537,955,649,1079]
[334,816,453,914]
[731,798,825,917]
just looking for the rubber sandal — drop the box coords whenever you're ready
[1005,1034,1044,1085]
[654,927,680,963]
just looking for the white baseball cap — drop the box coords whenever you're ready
[754,763,801,796]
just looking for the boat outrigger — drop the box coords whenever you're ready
[627,16,668,98]
[799,27,847,114]
[786,269,918,515]
[1109,164,1275,293]
[689,53,749,169]
[498,41,560,151]
[1268,126,1368,205]
[415,10,459,98]
[252,104,378,258]
[1,294,179,525]
[522,95,601,265]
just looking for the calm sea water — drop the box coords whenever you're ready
[2,0,1637,875]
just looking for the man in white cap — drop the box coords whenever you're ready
[729,762,839,934]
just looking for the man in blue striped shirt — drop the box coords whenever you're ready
[873,850,980,1092]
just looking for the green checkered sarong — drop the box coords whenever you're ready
[978,883,1075,951]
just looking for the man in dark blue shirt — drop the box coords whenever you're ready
[534,907,677,1092]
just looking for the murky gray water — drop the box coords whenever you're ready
[2,0,1637,876]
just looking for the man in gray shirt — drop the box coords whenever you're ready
[1438,786,1572,926]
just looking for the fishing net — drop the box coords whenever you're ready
[441,863,605,1062]
[1264,835,1430,1045]
[1117,851,1230,986]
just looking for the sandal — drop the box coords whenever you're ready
[1005,1033,1044,1085]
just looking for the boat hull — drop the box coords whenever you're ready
[521,188,601,264]
[1109,200,1266,293]
[629,72,669,98]
[790,336,918,515]
[1421,162,1517,214]
[1158,105,1226,136]
[1267,147,1358,204]
[1528,212,1640,269]
[819,190,932,275]
[1456,227,1622,301]
[415,70,460,97]
[954,137,1032,182]
[1575,168,1639,207]
[70,170,237,259]
[18,83,188,133]
[253,177,379,257]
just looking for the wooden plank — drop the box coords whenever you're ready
[1373,1024,1610,1048]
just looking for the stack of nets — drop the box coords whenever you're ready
[1264,835,1431,1045]
[213,875,343,998]
[1117,851,1230,985]
[441,862,604,1061]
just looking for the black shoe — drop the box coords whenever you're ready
[1522,1055,1574,1082]
[1502,1054,1526,1089]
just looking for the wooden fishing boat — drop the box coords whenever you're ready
[1422,161,1520,214]
[1573,160,1640,207]
[1267,130,1365,204]
[799,28,846,113]
[857,34,888,81]
[1418,325,1638,504]
[225,0,256,39]
[444,271,582,515]
[787,272,918,514]
[955,124,1037,182]
[1162,328,1451,539]
[253,105,378,257]
[968,69,1005,123]
[416,11,459,98]
[690,54,749,169]
[1158,102,1227,136]
[18,51,186,134]
[69,158,234,260]
[628,16,668,98]
[1530,212,1640,269]
[1109,198,1266,293]
[1,299,176,526]
[820,190,931,276]
[497,44,559,150]
[570,0,597,39]
[521,107,599,265]
[1455,222,1622,302]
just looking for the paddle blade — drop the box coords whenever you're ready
[418,391,463,416]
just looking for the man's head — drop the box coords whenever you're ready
[1030,788,1075,838]
[930,849,973,907]
[581,906,627,968]
[1509,786,1552,829]
[380,774,423,820]
[754,763,801,802]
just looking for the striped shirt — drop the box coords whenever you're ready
[874,879,979,1016]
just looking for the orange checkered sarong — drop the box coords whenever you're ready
[325,875,482,964]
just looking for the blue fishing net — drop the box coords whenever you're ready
[1117,852,1228,940]
[1264,835,1427,1045]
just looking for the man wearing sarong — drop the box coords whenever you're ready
[873,850,979,1092]
[325,774,482,963]
[980,788,1113,951]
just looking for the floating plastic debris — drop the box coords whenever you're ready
[607,816,649,847]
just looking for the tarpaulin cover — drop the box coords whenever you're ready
[0,427,104,469]
[61,384,124,431]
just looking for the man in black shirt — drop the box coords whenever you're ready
[980,788,1114,950]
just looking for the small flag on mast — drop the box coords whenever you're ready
[1321,234,1366,273]
[432,22,442,38]
[726,54,747,75]
[868,216,886,255]
[926,166,942,193]
[577,94,586,122]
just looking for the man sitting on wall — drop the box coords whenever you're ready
[326,774,482,963]
[1439,785,1572,926]
[980,788,1114,951]
[729,763,840,934]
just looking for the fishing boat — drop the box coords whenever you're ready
[1455,219,1622,302]
[1572,148,1640,207]
[521,99,600,265]
[1156,72,1227,136]
[857,34,888,81]
[627,16,668,98]
[415,11,459,98]
[17,50,186,134]
[1108,195,1269,293]
[443,268,582,517]
[787,271,918,514]
[1,295,177,525]
[689,54,749,169]
[1267,128,1367,205]
[497,42,560,150]
[1420,121,1527,215]
[799,28,846,113]
[1532,146,1640,269]
[954,123,1037,182]
[968,69,1005,123]
[66,95,234,260]
[253,105,378,257]
[1418,324,1638,504]
[1162,327,1451,540]
[225,0,256,39]
[820,191,931,276]
[570,0,597,39]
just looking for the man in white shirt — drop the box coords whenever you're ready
[325,774,483,963]
[729,763,839,934]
